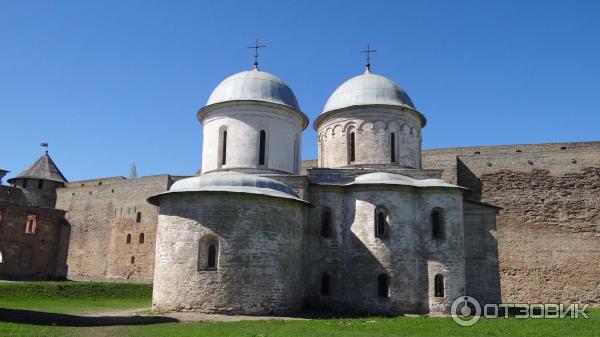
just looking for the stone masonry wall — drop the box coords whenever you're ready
[153,192,306,314]
[422,141,600,305]
[315,107,422,169]
[56,175,173,282]
[463,200,501,305]
[305,184,465,315]
[0,199,69,280]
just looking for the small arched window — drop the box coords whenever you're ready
[126,234,131,244]
[390,132,396,163]
[349,132,356,163]
[434,274,444,297]
[321,273,330,296]
[139,233,145,244]
[293,134,300,174]
[38,179,44,189]
[0,250,4,264]
[378,273,390,298]
[432,209,444,239]
[320,207,331,238]
[375,207,388,239]
[136,212,141,223]
[221,130,228,165]
[25,214,37,234]
[22,178,28,188]
[130,256,135,264]
[207,244,217,268]
[258,130,266,166]
[199,236,219,271]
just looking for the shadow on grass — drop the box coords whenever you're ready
[0,308,179,327]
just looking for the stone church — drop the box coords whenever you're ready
[147,63,501,315]
[2,60,599,315]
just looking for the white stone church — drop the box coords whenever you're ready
[148,60,501,315]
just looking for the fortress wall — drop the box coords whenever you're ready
[463,200,501,305]
[422,141,600,305]
[56,175,173,282]
[0,202,68,280]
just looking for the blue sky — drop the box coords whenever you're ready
[1,1,599,181]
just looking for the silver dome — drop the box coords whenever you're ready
[205,69,300,110]
[147,171,307,205]
[322,71,415,114]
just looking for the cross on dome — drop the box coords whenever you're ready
[248,38,266,70]
[361,43,376,73]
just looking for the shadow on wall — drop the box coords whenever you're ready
[457,158,482,200]
[0,308,179,327]
[304,197,430,315]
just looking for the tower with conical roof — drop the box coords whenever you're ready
[0,169,8,184]
[8,152,67,208]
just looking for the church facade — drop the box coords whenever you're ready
[4,61,598,315]
[148,64,501,315]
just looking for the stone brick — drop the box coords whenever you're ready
[152,192,305,314]
[422,141,600,305]
[56,175,175,282]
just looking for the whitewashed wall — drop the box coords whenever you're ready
[200,102,304,174]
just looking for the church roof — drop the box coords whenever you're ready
[205,68,301,111]
[322,69,416,114]
[147,171,307,205]
[351,172,465,190]
[8,153,68,184]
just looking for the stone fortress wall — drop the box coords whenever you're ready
[0,194,69,280]
[55,175,177,282]
[0,175,70,281]
[421,141,600,305]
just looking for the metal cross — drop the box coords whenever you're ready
[248,38,266,68]
[361,43,376,67]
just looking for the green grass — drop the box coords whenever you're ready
[110,313,600,337]
[0,281,152,314]
[0,281,599,337]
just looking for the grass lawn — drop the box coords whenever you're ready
[0,281,599,337]
[0,281,152,314]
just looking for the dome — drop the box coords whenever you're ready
[322,70,415,114]
[352,172,464,189]
[147,171,307,205]
[205,68,300,110]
